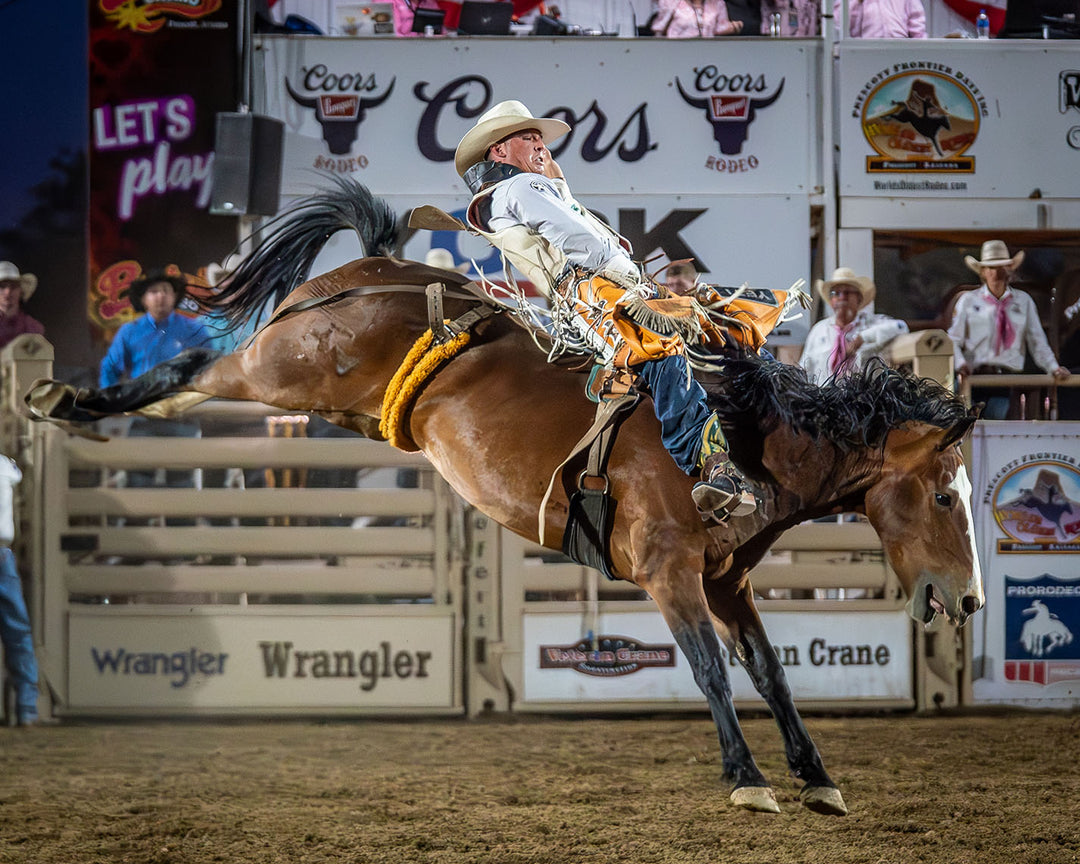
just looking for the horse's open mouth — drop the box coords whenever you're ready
[925,584,947,623]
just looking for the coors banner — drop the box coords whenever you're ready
[88,0,238,343]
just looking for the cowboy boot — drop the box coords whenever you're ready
[692,414,756,521]
[692,451,757,521]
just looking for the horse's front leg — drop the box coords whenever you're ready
[646,571,781,814]
[705,579,848,816]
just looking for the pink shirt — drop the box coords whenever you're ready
[836,0,926,37]
[652,0,739,37]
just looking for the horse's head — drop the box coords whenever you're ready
[863,414,984,627]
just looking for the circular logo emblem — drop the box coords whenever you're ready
[861,71,979,164]
[992,461,1080,544]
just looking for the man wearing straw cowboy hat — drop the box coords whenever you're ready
[453,99,759,523]
[947,240,1068,420]
[0,262,44,351]
[798,266,908,385]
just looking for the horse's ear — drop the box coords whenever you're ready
[936,412,978,452]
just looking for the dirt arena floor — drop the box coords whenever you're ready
[1,710,1078,864]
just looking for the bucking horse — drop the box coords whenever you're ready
[26,178,983,816]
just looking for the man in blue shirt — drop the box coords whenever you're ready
[100,269,213,387]
[100,269,214,496]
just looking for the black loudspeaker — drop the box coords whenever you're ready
[209,113,285,217]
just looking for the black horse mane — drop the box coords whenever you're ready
[700,353,971,451]
[206,175,402,329]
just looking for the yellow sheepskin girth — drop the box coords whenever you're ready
[379,328,471,451]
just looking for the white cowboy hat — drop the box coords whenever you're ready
[964,240,1025,275]
[0,261,38,301]
[425,247,471,274]
[453,100,570,177]
[815,267,875,309]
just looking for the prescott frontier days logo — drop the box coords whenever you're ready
[991,460,1080,552]
[853,65,988,173]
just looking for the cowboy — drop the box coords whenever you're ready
[100,268,214,387]
[798,267,908,385]
[947,241,1069,420]
[0,261,45,351]
[454,100,755,521]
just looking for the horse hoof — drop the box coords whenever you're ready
[25,379,74,419]
[730,786,781,813]
[800,785,848,816]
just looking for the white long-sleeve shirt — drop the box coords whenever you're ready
[799,307,909,385]
[485,173,635,279]
[947,285,1060,374]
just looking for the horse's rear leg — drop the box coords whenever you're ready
[26,349,224,423]
[707,582,847,816]
[649,575,781,814]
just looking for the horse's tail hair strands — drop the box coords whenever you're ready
[208,175,402,329]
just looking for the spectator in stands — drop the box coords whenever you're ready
[760,0,819,34]
[799,266,909,384]
[100,267,214,493]
[0,455,40,726]
[948,240,1069,420]
[0,262,44,351]
[835,0,926,37]
[652,0,743,36]
[663,261,698,296]
[392,0,445,35]
[425,247,472,276]
[724,0,761,33]
[101,268,214,387]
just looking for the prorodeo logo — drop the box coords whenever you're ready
[286,67,395,156]
[676,69,784,159]
[100,0,223,33]
[854,65,987,173]
[991,459,1080,552]
[539,635,676,677]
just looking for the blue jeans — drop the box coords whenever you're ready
[0,547,39,722]
[636,355,713,475]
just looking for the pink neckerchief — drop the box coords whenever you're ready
[985,286,1016,354]
[829,320,855,375]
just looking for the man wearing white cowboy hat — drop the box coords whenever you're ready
[454,99,757,523]
[947,240,1068,420]
[798,266,908,385]
[0,261,45,351]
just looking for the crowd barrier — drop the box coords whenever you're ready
[2,335,970,719]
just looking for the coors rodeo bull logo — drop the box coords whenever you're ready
[676,68,784,172]
[286,66,395,156]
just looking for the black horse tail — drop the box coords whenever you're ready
[207,174,402,328]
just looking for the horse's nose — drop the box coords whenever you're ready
[961,594,982,617]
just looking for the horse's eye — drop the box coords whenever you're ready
[935,492,952,507]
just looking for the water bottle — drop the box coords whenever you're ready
[976,9,990,39]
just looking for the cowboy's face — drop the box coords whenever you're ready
[488,130,549,174]
[981,265,1010,296]
[141,281,178,321]
[0,281,22,318]
[828,283,862,324]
